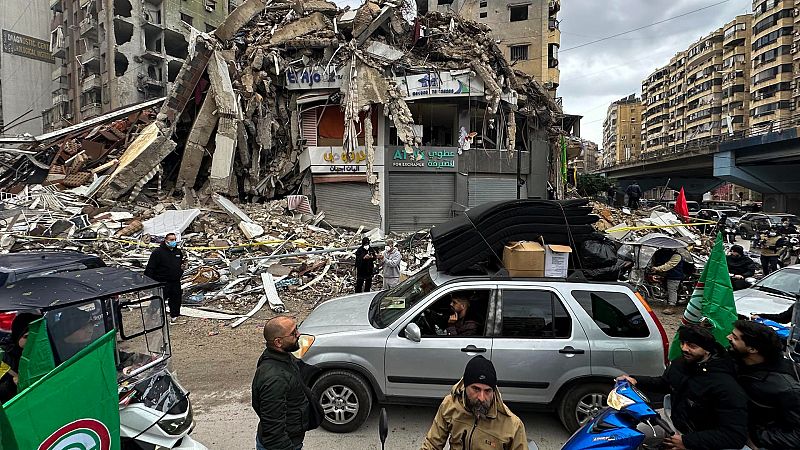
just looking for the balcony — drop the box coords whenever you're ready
[81,74,102,92]
[80,102,102,117]
[51,27,65,59]
[80,47,101,68]
[723,29,748,47]
[51,65,67,81]
[52,91,69,106]
[79,18,97,37]
[142,49,165,62]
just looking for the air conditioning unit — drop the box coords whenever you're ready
[64,113,73,120]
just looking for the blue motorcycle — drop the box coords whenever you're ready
[531,380,674,450]
[754,317,791,341]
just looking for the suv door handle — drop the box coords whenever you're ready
[461,345,487,353]
[559,346,585,355]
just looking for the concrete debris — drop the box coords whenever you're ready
[141,209,202,238]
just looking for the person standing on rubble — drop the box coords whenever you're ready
[651,247,686,315]
[625,181,642,209]
[144,233,186,324]
[606,184,617,206]
[354,237,377,293]
[380,239,402,290]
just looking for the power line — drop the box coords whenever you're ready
[560,0,732,53]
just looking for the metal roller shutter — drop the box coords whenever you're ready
[468,176,524,208]
[314,182,381,229]
[388,173,454,233]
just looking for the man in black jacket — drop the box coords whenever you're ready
[252,316,308,450]
[144,233,185,323]
[617,324,748,450]
[728,320,800,449]
[727,245,757,291]
[354,237,376,293]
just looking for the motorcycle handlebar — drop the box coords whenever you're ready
[652,416,674,436]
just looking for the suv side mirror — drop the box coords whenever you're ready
[404,323,421,342]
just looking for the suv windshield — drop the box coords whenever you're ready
[371,269,438,327]
[769,215,800,225]
[755,268,800,298]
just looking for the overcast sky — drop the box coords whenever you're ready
[333,0,753,146]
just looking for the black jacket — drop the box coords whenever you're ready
[634,349,748,450]
[252,348,309,450]
[144,243,184,283]
[760,304,794,324]
[625,184,642,198]
[0,345,21,403]
[354,246,376,277]
[737,357,800,449]
[727,254,757,278]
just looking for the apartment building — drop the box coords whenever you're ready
[418,0,561,96]
[641,65,669,153]
[602,94,642,165]
[750,0,794,130]
[43,0,235,131]
[722,15,752,137]
[1,0,55,135]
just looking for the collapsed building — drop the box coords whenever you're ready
[1,0,565,234]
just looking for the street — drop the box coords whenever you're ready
[192,396,571,450]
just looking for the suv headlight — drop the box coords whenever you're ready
[607,390,635,411]
[158,403,193,435]
[292,334,315,359]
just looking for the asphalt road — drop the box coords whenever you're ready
[193,399,571,450]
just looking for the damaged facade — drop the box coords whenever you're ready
[43,0,238,130]
[6,0,563,236]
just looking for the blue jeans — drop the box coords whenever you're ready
[256,439,302,450]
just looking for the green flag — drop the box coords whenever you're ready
[16,318,55,391]
[668,233,738,360]
[0,330,120,450]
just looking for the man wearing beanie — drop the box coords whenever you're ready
[617,324,748,450]
[727,244,756,291]
[421,355,527,450]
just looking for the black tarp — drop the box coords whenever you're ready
[0,267,160,311]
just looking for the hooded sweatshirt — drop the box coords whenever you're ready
[382,247,402,279]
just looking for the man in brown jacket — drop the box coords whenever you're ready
[421,356,527,450]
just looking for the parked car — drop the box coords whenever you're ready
[700,200,741,214]
[734,264,800,320]
[737,213,800,239]
[666,200,701,217]
[0,251,106,343]
[297,265,669,434]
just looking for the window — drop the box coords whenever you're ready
[509,5,528,22]
[479,0,487,6]
[205,23,215,32]
[413,289,491,337]
[572,291,650,338]
[204,0,217,10]
[180,13,193,25]
[548,43,559,68]
[499,290,571,338]
[510,44,529,61]
[479,11,487,18]
[437,0,454,4]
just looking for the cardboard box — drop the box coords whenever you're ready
[544,244,572,278]
[503,241,545,277]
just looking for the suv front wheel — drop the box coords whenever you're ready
[312,370,373,433]
[557,382,609,433]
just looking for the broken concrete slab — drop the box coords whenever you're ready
[212,193,253,223]
[207,51,239,194]
[214,0,272,41]
[355,5,393,46]
[176,90,218,191]
[270,12,331,46]
[141,209,201,237]
[365,41,405,62]
[238,221,265,239]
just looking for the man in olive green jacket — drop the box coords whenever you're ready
[421,356,527,450]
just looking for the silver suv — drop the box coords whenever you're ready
[296,265,668,433]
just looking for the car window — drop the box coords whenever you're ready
[571,291,650,338]
[413,289,491,337]
[376,270,438,327]
[755,268,800,297]
[498,290,571,338]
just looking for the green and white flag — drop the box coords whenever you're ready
[668,233,738,360]
[16,318,55,391]
[0,329,120,450]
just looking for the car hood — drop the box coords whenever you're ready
[734,288,795,316]
[299,292,379,335]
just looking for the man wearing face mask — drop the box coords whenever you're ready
[380,239,402,290]
[252,316,309,450]
[354,237,376,293]
[421,355,527,450]
[144,232,186,324]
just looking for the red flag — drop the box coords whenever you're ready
[675,187,690,219]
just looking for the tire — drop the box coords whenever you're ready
[312,370,373,433]
[557,382,609,433]
[739,227,749,240]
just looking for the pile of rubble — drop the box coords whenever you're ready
[3,189,433,322]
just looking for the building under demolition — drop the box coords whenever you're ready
[2,0,564,234]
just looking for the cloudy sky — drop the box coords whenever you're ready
[333,0,753,145]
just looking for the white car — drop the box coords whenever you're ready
[734,265,800,320]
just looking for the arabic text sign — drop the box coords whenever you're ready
[2,30,55,64]
[388,147,458,172]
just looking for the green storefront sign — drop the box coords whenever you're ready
[388,147,457,172]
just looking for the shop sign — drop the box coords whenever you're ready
[285,67,342,90]
[388,147,458,172]
[2,30,55,64]
[394,71,484,100]
[305,146,384,174]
